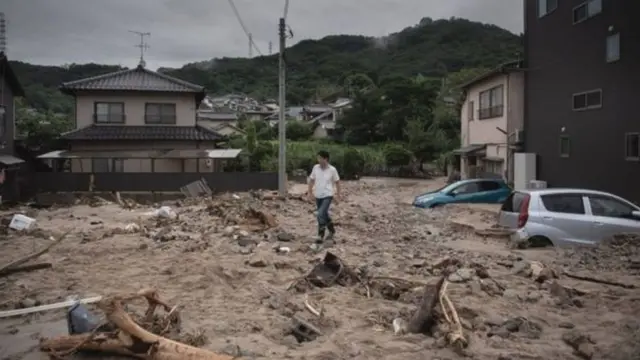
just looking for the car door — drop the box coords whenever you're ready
[476,180,507,203]
[449,181,481,203]
[586,194,640,242]
[538,193,595,245]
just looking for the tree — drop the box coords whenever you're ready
[383,143,413,167]
[286,120,314,141]
[15,98,73,149]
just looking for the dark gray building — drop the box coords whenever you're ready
[524,0,640,203]
[0,52,26,202]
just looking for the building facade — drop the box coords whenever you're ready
[456,61,525,182]
[524,0,639,202]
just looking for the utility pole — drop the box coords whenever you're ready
[0,12,6,54]
[268,41,273,55]
[277,18,287,195]
[129,30,150,67]
[248,33,253,57]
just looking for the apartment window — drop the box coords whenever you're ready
[560,136,571,157]
[468,101,474,121]
[478,85,504,120]
[145,103,176,124]
[625,133,639,160]
[92,158,124,172]
[606,33,620,63]
[572,90,602,111]
[94,102,125,124]
[538,0,558,18]
[573,0,602,24]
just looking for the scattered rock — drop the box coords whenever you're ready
[277,232,295,242]
[19,298,37,309]
[247,255,269,267]
[562,330,596,359]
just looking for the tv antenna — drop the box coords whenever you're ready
[129,30,150,67]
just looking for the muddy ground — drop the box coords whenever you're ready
[0,177,639,360]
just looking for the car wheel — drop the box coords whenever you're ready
[429,203,442,209]
[528,236,553,248]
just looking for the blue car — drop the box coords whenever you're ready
[413,178,511,209]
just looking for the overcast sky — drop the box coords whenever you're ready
[2,0,523,70]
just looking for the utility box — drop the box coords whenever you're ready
[514,153,537,191]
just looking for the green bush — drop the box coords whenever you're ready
[383,143,413,167]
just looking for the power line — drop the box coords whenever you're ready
[227,0,263,56]
[284,0,290,21]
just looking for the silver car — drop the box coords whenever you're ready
[498,188,640,247]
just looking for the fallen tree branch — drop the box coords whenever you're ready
[40,289,234,360]
[0,230,71,274]
[0,262,52,276]
[563,271,636,289]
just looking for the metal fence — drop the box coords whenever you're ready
[34,172,278,193]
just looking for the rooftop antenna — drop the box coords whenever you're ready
[0,12,6,54]
[129,30,150,68]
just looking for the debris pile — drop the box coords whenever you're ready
[561,233,640,273]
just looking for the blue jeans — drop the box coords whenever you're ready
[315,196,335,237]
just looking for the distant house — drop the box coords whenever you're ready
[0,52,27,201]
[244,109,276,122]
[455,60,525,182]
[39,64,239,173]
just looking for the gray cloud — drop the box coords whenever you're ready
[2,0,522,70]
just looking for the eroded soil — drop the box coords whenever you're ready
[0,177,639,360]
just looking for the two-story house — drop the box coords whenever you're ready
[0,52,26,201]
[43,64,233,173]
[524,0,639,202]
[455,60,525,182]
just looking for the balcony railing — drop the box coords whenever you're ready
[145,115,177,124]
[478,105,504,120]
[93,114,126,124]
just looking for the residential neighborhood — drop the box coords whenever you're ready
[0,1,639,360]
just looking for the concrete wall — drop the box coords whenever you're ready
[74,91,198,128]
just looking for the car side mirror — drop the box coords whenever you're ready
[631,210,640,219]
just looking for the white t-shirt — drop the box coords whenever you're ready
[309,164,340,198]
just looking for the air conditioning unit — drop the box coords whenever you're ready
[529,180,547,189]
[513,129,525,144]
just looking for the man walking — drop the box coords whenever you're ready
[307,150,341,243]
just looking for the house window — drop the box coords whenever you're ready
[468,101,474,121]
[625,133,639,160]
[573,0,602,24]
[145,103,177,124]
[94,102,125,123]
[92,158,125,172]
[478,85,504,120]
[572,89,602,111]
[538,0,558,18]
[606,33,620,63]
[560,136,571,157]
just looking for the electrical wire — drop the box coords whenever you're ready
[227,0,263,56]
[284,0,290,21]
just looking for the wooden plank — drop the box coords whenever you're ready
[0,296,103,319]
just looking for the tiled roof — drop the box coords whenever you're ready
[61,125,221,141]
[60,65,205,93]
[196,112,238,121]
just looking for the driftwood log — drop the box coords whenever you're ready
[40,289,234,360]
